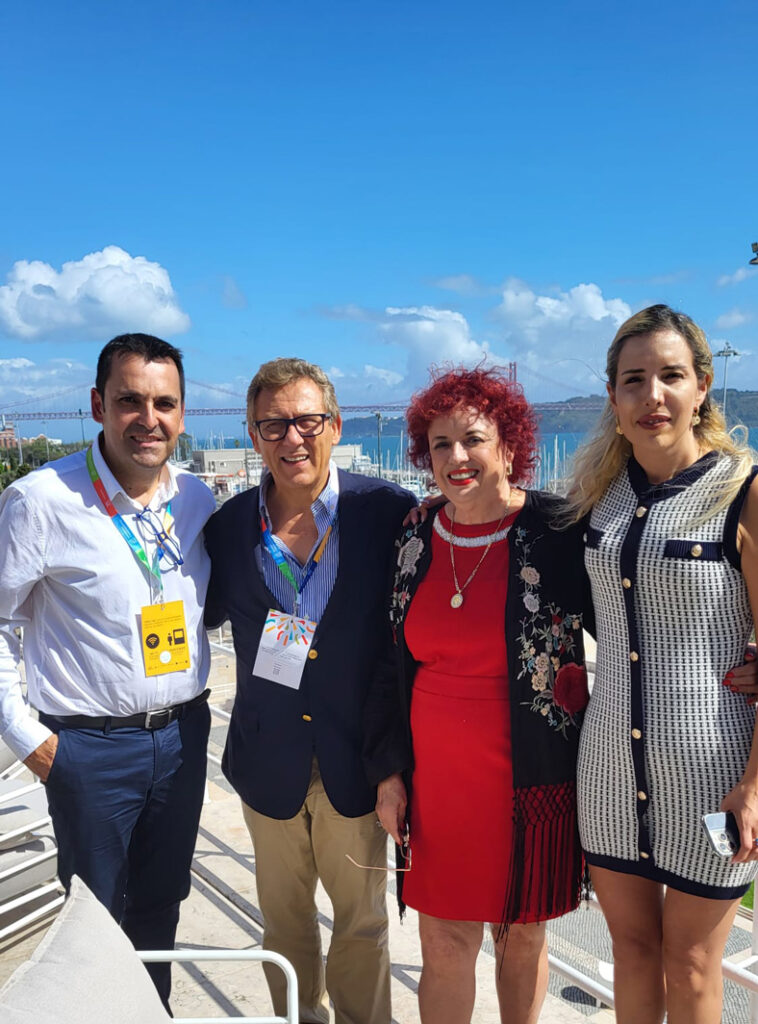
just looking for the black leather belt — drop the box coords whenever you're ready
[40,689,210,732]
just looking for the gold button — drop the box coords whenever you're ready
[307,649,318,660]
[640,851,650,859]
[691,543,703,558]
[622,577,632,589]
[631,728,642,739]
[630,651,639,662]
[302,714,312,722]
[637,790,647,801]
[636,506,647,518]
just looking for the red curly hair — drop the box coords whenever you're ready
[406,366,538,483]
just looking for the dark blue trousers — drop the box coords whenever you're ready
[41,702,210,1010]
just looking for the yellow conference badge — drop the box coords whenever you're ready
[141,600,191,676]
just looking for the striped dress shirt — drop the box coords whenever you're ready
[257,463,340,622]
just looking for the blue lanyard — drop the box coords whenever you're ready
[260,513,336,614]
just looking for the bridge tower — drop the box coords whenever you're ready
[507,361,517,382]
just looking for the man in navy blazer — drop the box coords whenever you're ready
[204,358,414,1024]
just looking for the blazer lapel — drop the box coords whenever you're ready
[313,474,369,639]
[246,488,285,613]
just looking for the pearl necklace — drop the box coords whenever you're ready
[447,505,511,609]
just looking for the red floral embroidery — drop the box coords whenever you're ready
[553,662,589,714]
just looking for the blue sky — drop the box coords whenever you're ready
[1,0,756,440]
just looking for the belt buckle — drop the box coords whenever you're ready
[144,707,172,730]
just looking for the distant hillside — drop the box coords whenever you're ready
[343,390,758,437]
[341,415,405,437]
[536,390,758,434]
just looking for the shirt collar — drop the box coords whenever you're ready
[92,432,178,511]
[259,461,340,525]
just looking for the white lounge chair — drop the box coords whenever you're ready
[0,876,298,1024]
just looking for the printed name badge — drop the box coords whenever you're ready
[141,600,191,676]
[253,609,317,689]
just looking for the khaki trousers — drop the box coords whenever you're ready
[242,760,391,1024]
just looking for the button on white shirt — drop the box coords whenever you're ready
[0,439,216,760]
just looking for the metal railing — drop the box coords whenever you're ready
[137,949,298,1024]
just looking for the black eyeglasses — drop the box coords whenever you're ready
[135,509,184,567]
[254,414,332,442]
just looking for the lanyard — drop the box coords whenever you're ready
[259,513,336,614]
[86,446,171,596]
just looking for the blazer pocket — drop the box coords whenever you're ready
[583,526,604,549]
[663,539,722,561]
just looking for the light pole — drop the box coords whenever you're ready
[714,342,740,419]
[375,412,383,477]
[242,420,251,489]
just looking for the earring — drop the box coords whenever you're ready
[505,462,513,477]
[692,409,701,427]
[615,421,624,436]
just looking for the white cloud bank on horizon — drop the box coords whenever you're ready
[323,280,633,403]
[0,356,92,412]
[0,246,190,341]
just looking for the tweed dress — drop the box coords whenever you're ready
[578,452,758,897]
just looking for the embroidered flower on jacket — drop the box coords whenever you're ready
[390,528,426,630]
[397,535,424,575]
[552,662,590,714]
[515,531,585,736]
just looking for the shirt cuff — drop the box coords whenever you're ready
[1,715,53,763]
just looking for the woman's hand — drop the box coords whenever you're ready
[720,779,758,862]
[722,644,758,703]
[376,772,407,846]
[402,493,445,528]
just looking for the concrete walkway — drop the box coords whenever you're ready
[3,646,753,1021]
[170,777,611,1023]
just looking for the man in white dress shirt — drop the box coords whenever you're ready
[0,334,215,1008]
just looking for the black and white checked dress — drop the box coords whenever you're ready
[578,452,758,897]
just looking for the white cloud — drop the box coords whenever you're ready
[0,356,92,412]
[380,305,494,378]
[0,246,190,341]
[321,284,632,403]
[495,279,631,396]
[717,266,758,287]
[0,357,34,370]
[714,308,751,330]
[364,364,403,386]
[431,274,494,296]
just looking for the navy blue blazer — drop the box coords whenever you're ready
[204,470,415,819]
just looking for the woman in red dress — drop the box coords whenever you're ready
[364,367,591,1024]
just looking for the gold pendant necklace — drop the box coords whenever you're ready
[448,505,510,609]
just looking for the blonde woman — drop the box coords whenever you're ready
[569,304,758,1024]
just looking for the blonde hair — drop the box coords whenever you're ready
[565,304,754,522]
[246,357,340,430]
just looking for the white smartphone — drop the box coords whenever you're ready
[701,812,740,857]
